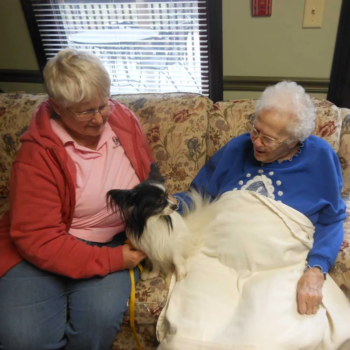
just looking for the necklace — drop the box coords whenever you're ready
[276,142,304,164]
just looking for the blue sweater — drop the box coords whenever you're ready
[175,134,346,273]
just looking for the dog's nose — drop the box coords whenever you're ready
[168,196,179,211]
[171,203,179,211]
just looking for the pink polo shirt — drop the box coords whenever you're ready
[50,119,140,243]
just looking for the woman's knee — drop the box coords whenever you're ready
[65,269,138,349]
[65,306,125,350]
[0,261,66,350]
[0,305,66,350]
[67,281,129,333]
[0,327,66,350]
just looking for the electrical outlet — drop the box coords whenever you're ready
[303,0,325,28]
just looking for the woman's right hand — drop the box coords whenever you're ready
[122,244,147,269]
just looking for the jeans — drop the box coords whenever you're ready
[0,233,139,350]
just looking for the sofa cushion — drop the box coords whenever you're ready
[113,93,212,194]
[112,324,158,350]
[0,93,48,197]
[123,272,172,326]
[207,98,342,160]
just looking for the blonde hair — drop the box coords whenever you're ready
[255,81,316,142]
[43,48,111,107]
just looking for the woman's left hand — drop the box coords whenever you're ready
[297,267,325,315]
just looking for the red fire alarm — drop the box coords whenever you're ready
[252,0,272,17]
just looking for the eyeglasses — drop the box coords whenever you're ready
[68,98,116,122]
[250,126,286,147]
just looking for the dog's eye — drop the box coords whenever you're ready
[157,198,164,205]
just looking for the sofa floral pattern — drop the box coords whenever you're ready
[339,107,350,195]
[114,93,212,194]
[0,92,349,350]
[0,93,47,197]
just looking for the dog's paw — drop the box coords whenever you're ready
[174,256,187,282]
[176,271,187,281]
[175,266,187,281]
[141,269,160,281]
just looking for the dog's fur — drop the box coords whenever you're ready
[107,163,212,281]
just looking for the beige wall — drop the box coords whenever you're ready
[0,0,39,70]
[0,0,342,99]
[0,0,45,93]
[223,0,342,100]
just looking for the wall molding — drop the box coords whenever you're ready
[224,76,329,93]
[0,69,44,84]
[1,71,329,95]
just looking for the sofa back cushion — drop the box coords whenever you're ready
[339,108,350,195]
[207,98,343,160]
[114,93,212,194]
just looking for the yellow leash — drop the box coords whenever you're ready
[126,240,144,350]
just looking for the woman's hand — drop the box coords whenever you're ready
[122,244,147,269]
[297,267,325,315]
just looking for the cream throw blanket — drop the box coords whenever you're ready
[156,190,350,350]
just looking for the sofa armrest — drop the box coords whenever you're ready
[329,195,350,301]
[338,108,350,195]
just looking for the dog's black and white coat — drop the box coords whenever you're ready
[107,163,206,281]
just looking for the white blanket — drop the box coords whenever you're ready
[156,190,350,350]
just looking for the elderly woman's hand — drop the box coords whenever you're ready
[122,244,147,269]
[297,267,325,315]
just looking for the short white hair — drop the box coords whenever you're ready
[255,81,316,142]
[43,48,111,107]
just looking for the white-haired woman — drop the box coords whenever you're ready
[0,49,151,350]
[174,81,346,316]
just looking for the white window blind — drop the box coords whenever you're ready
[30,0,209,95]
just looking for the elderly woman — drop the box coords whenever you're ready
[0,49,150,350]
[174,81,346,315]
[160,81,350,349]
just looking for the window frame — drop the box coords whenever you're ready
[327,0,350,108]
[20,0,223,101]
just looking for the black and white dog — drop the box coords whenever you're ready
[107,163,209,281]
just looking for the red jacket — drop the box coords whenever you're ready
[0,100,153,278]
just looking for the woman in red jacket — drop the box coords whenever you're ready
[0,49,152,350]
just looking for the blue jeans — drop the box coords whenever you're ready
[0,233,139,350]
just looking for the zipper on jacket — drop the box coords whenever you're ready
[47,147,75,229]
[131,120,145,180]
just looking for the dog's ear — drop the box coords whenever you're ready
[148,162,165,183]
[107,189,136,212]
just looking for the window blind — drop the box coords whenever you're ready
[28,0,209,95]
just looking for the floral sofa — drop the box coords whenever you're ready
[0,92,349,350]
